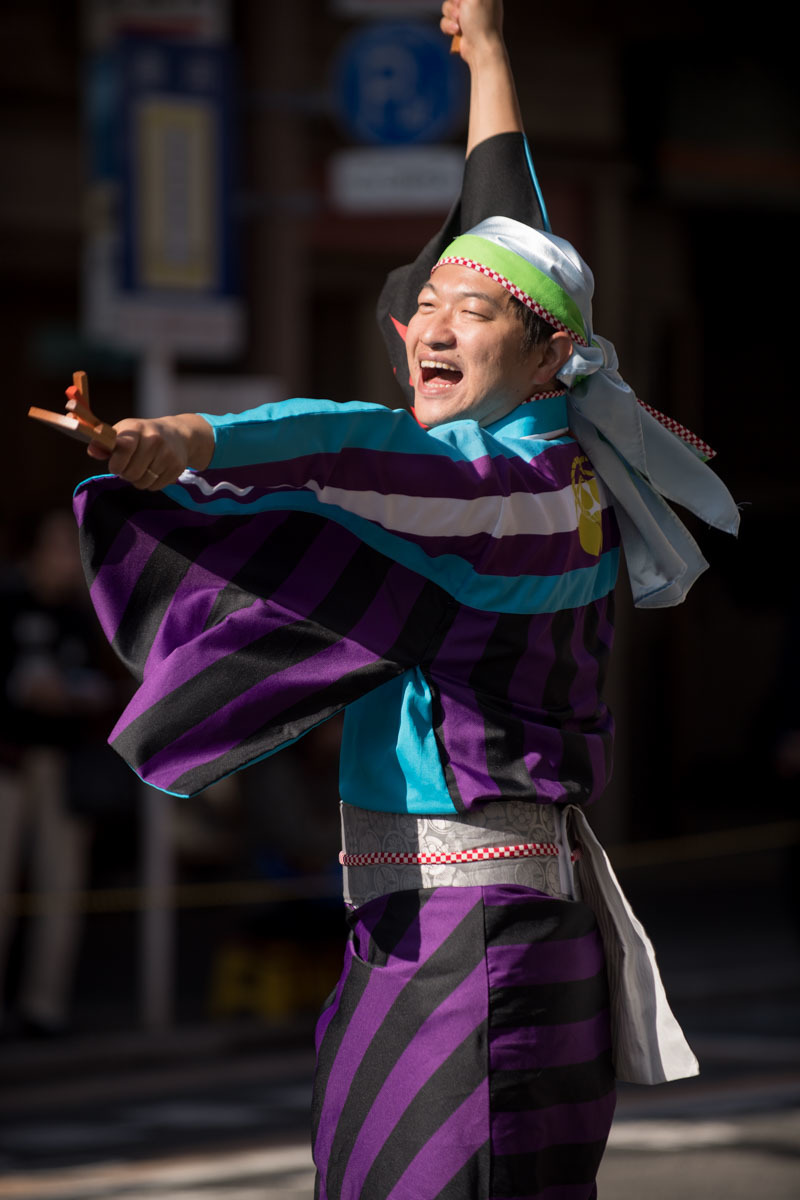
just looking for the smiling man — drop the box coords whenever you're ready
[72,3,739,1198]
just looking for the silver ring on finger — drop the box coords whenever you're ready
[144,468,159,485]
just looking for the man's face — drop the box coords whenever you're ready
[405,264,542,428]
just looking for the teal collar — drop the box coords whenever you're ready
[485,393,569,441]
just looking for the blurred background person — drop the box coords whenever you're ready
[0,508,113,1038]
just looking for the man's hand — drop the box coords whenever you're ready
[86,413,215,490]
[440,0,505,66]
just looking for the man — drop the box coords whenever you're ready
[73,2,738,1195]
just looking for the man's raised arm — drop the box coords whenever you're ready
[440,0,522,155]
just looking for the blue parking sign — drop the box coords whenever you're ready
[332,22,465,146]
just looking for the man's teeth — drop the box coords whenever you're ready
[420,360,460,372]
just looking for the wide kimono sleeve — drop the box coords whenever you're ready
[74,398,470,798]
[377,131,549,407]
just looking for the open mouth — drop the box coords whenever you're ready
[419,360,463,388]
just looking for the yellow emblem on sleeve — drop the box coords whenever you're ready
[571,455,603,556]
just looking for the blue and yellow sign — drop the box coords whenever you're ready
[119,38,237,299]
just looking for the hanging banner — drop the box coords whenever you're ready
[83,3,243,357]
[119,38,236,300]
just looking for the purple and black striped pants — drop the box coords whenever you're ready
[312,884,616,1199]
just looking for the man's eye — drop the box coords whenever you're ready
[465,309,489,320]
[417,300,435,311]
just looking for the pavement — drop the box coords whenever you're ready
[0,845,798,1198]
[0,1061,798,1199]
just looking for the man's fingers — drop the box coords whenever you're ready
[440,0,460,34]
[123,458,165,490]
[138,467,161,491]
[107,429,140,477]
[446,0,503,45]
[140,460,180,490]
[108,430,165,487]
[108,427,182,488]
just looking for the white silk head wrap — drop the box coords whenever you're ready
[440,217,740,608]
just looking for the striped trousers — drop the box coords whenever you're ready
[312,884,616,1199]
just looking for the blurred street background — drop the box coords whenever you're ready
[1,1,798,1197]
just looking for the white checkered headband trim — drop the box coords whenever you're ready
[436,255,590,349]
[339,841,581,868]
[636,398,716,461]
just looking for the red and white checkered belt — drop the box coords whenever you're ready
[339,841,580,868]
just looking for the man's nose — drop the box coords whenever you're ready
[421,309,455,347]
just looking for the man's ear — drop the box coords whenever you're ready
[529,332,573,384]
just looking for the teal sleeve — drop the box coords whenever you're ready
[200,398,443,473]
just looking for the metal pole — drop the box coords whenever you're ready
[137,347,175,1031]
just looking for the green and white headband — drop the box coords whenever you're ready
[435,228,592,347]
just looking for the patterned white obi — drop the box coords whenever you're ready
[339,799,579,908]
